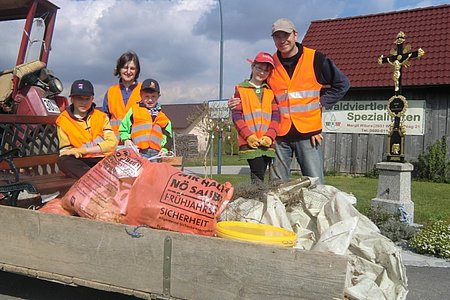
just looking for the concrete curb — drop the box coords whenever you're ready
[401,249,450,268]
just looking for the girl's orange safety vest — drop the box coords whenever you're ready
[268,47,322,136]
[107,82,142,137]
[236,85,274,146]
[56,109,112,158]
[130,106,170,151]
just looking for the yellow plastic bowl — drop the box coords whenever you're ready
[215,221,297,247]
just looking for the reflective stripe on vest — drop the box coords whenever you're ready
[81,136,106,149]
[268,47,322,135]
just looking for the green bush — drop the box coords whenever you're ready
[363,165,379,178]
[415,136,450,183]
[409,220,450,259]
[362,206,417,242]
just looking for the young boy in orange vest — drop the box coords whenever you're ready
[119,78,173,159]
[56,79,118,179]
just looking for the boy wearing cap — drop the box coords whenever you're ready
[56,79,118,179]
[232,52,279,183]
[119,78,173,159]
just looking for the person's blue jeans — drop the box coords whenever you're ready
[270,138,324,184]
[140,148,160,160]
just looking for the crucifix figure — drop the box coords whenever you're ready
[378,31,425,162]
[387,53,411,92]
[378,31,425,95]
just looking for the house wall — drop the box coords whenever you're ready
[321,86,450,174]
[173,115,209,155]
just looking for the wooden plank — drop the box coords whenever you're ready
[355,134,368,174]
[20,173,76,195]
[436,96,448,140]
[0,115,57,125]
[337,133,352,173]
[0,206,348,300]
[424,96,438,148]
[0,154,59,170]
[350,133,358,174]
[444,91,450,152]
[323,132,337,172]
[334,133,344,172]
[367,134,384,171]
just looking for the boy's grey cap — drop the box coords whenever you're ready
[272,18,297,35]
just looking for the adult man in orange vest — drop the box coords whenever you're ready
[268,18,350,184]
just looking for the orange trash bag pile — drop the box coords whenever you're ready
[61,149,145,223]
[123,164,233,236]
[40,198,74,216]
[59,149,234,236]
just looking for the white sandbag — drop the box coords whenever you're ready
[345,276,388,300]
[220,179,407,300]
[312,216,359,255]
[219,193,292,231]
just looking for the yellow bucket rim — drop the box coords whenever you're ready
[215,221,297,247]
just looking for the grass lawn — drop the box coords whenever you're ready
[184,155,243,167]
[211,174,450,226]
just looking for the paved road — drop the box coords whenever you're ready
[407,266,450,300]
[1,265,449,299]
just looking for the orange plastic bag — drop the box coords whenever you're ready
[124,163,233,236]
[39,198,74,216]
[61,149,148,222]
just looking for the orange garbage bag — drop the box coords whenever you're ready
[124,163,233,236]
[39,198,74,216]
[61,149,148,223]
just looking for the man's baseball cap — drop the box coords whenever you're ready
[271,18,297,35]
[69,79,94,97]
[247,52,275,68]
[141,78,160,93]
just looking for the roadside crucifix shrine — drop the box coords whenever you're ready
[377,31,425,162]
[371,32,425,224]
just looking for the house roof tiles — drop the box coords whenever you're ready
[302,5,450,88]
[161,103,205,130]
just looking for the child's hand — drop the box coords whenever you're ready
[124,140,139,152]
[260,136,272,148]
[246,134,260,149]
[61,148,86,158]
[124,140,134,147]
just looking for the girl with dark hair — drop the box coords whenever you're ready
[102,51,142,140]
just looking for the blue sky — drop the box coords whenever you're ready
[1,0,448,106]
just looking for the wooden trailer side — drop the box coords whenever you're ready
[0,206,348,300]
